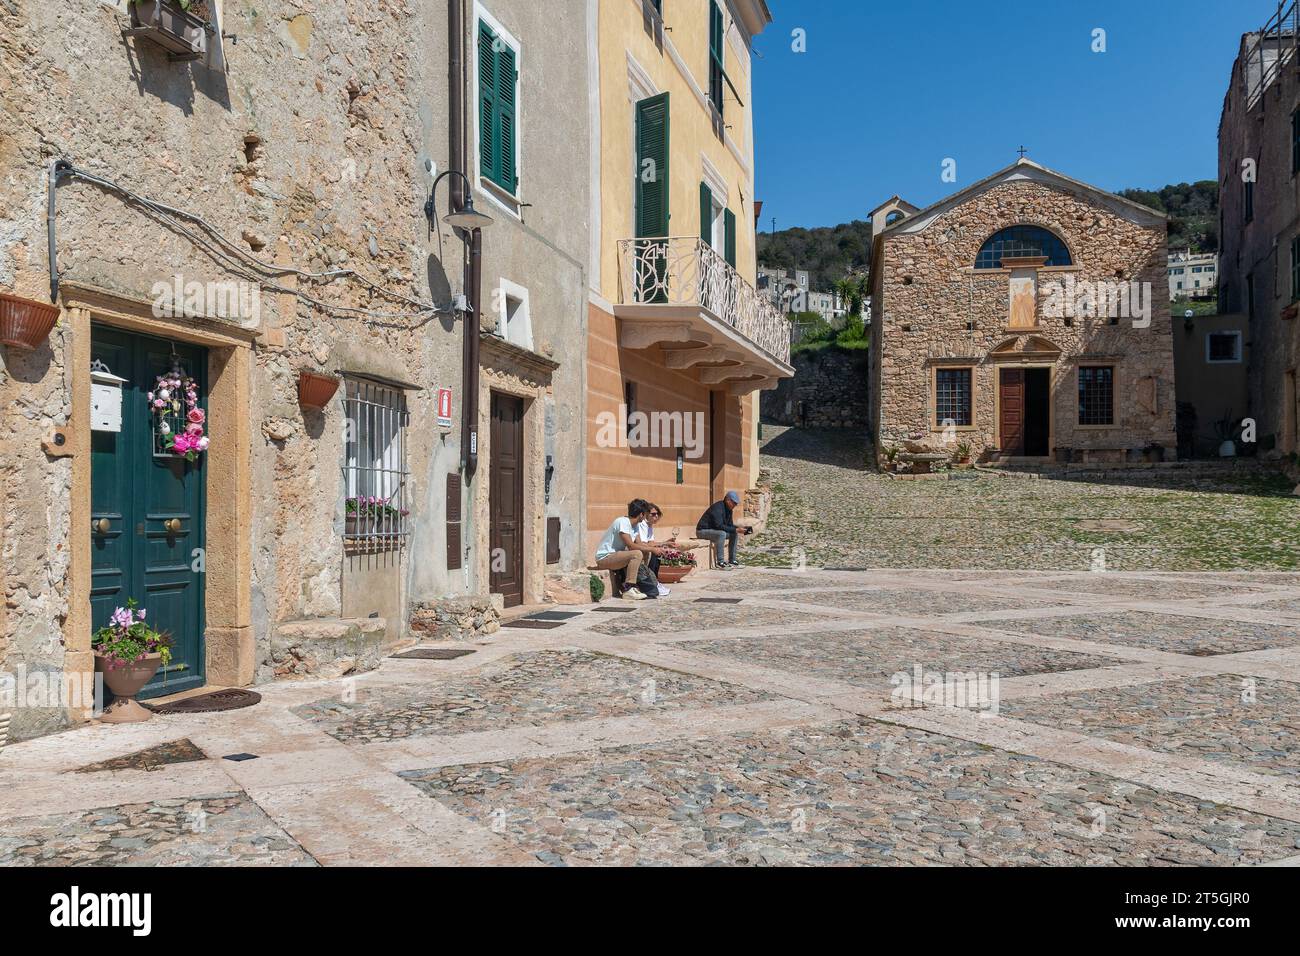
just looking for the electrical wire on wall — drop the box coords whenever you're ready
[47,159,459,328]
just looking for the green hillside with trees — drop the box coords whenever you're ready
[757,180,1218,292]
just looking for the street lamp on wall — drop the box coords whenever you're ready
[424,170,495,233]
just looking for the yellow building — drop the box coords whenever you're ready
[585,0,791,554]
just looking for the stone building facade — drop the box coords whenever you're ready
[585,0,790,556]
[0,0,590,740]
[1216,11,1300,467]
[869,159,1177,465]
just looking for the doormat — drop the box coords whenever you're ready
[146,689,262,715]
[391,647,477,660]
[695,598,743,604]
[527,611,584,621]
[503,619,567,630]
[592,605,637,613]
[72,738,207,774]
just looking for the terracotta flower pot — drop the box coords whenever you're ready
[298,371,340,410]
[94,652,163,724]
[656,564,694,584]
[0,292,60,350]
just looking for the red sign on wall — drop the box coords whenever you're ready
[437,387,453,429]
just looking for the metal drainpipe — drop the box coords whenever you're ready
[449,0,479,481]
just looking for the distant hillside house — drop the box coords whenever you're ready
[868,158,1177,464]
[1168,250,1218,302]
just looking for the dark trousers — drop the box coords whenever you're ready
[698,528,737,564]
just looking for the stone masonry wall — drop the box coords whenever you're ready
[761,346,869,428]
[872,176,1177,463]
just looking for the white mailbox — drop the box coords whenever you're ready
[90,360,127,433]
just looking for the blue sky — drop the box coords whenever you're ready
[752,0,1268,230]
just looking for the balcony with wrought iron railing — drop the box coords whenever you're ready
[615,237,793,391]
[1244,0,1298,109]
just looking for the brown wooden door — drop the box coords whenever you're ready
[999,368,1025,455]
[489,392,525,608]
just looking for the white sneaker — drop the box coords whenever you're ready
[656,585,670,597]
[623,587,647,601]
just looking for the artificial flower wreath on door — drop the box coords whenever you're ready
[149,363,209,462]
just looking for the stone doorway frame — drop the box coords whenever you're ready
[475,335,559,607]
[991,360,1057,459]
[62,283,257,719]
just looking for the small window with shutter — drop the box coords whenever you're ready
[477,11,519,197]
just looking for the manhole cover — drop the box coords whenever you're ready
[695,598,742,604]
[146,689,261,715]
[527,611,584,621]
[504,619,566,629]
[391,648,477,660]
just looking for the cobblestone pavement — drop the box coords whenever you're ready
[4,562,1300,866]
[750,426,1300,571]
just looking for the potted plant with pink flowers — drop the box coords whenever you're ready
[92,599,174,724]
[149,367,209,462]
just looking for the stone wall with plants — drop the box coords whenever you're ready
[761,345,869,428]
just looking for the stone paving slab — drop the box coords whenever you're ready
[585,601,832,637]
[401,719,1300,866]
[291,649,772,744]
[999,674,1300,780]
[1016,576,1277,602]
[668,627,1123,694]
[980,610,1300,656]
[777,588,1060,617]
[0,793,317,866]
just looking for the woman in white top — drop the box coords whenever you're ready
[637,503,677,597]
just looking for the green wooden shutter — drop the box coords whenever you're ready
[724,208,736,267]
[635,93,670,238]
[496,42,518,193]
[699,182,712,244]
[478,21,499,186]
[708,1,724,113]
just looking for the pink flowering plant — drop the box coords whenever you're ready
[149,368,209,462]
[657,547,697,567]
[345,496,410,520]
[91,599,174,669]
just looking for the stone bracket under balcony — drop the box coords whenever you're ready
[613,307,793,393]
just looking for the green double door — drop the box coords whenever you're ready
[90,326,207,698]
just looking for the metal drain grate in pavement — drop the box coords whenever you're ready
[526,611,584,621]
[390,648,477,660]
[146,689,262,715]
[592,606,637,612]
[503,619,567,630]
[694,598,742,604]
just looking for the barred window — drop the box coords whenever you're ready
[343,379,410,553]
[935,367,973,427]
[1078,366,1114,426]
[1206,331,1242,363]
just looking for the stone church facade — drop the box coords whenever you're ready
[869,159,1177,465]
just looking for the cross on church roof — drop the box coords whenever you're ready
[1017,145,1029,159]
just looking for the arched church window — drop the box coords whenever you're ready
[974,226,1072,269]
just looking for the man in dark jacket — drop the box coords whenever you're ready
[696,491,751,568]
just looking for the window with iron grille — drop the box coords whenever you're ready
[935,367,972,427]
[343,379,410,553]
[1077,366,1114,426]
